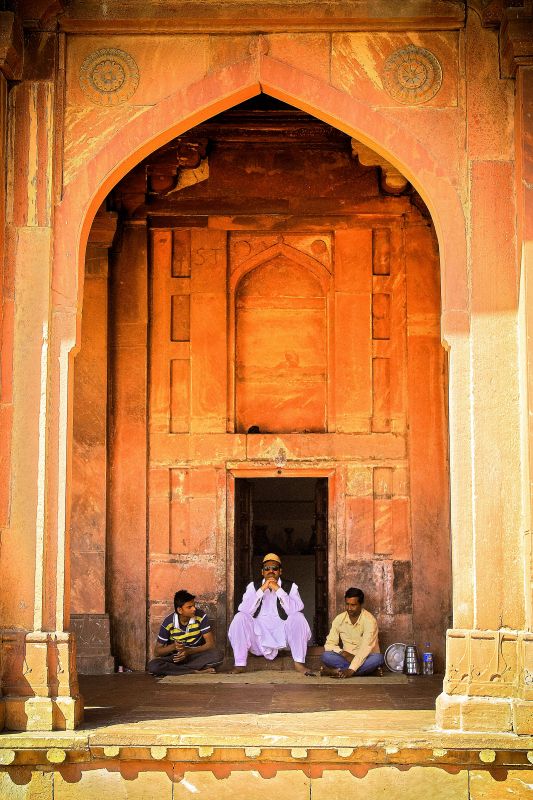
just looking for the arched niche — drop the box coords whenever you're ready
[231,241,333,433]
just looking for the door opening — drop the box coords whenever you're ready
[234,477,328,644]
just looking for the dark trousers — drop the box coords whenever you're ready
[148,647,224,676]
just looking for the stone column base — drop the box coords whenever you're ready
[436,628,533,734]
[1,630,84,731]
[2,693,83,731]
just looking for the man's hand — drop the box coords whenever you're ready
[261,578,279,592]
[340,650,353,661]
[337,668,355,679]
[172,648,188,663]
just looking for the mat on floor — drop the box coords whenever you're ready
[158,670,409,685]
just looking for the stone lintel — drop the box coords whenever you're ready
[59,0,466,34]
[0,12,23,81]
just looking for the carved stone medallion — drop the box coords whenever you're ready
[79,48,139,106]
[382,45,442,105]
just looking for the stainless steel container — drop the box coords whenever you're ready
[403,644,420,675]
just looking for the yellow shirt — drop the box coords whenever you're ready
[324,608,380,672]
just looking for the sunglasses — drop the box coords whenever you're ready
[262,565,280,571]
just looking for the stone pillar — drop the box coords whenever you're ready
[69,214,117,675]
[107,221,148,671]
[0,26,82,731]
[514,62,533,734]
[0,11,20,734]
[436,12,533,734]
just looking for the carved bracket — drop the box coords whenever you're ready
[147,138,209,197]
[351,140,408,194]
[0,12,23,81]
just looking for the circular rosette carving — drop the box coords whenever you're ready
[382,45,442,105]
[79,48,140,106]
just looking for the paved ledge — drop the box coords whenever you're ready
[2,710,533,768]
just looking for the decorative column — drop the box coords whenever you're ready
[436,8,533,734]
[0,22,82,730]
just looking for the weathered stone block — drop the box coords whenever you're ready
[435,693,462,730]
[174,768,310,799]
[312,765,468,800]
[54,766,172,799]
[70,614,114,675]
[461,697,513,733]
[469,769,533,799]
[512,700,533,735]
[0,769,53,799]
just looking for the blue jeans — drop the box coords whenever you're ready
[321,650,384,675]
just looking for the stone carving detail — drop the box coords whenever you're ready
[382,45,442,105]
[79,48,139,106]
[352,140,408,194]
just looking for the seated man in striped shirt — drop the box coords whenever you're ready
[148,589,223,676]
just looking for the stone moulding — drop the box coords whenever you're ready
[57,0,467,33]
[2,741,533,768]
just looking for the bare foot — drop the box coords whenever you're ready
[320,665,342,678]
[229,666,247,674]
[293,661,308,674]
[194,666,216,674]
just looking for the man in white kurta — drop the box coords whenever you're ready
[228,553,312,673]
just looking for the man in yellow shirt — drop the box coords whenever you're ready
[320,587,384,678]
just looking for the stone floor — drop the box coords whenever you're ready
[80,672,442,729]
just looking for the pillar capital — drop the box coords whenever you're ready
[482,1,533,78]
[436,628,533,734]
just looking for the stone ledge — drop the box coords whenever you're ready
[3,708,533,765]
[2,741,533,768]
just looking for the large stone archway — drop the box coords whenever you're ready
[1,20,530,737]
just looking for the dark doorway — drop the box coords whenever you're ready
[234,477,328,644]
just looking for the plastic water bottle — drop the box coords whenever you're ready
[422,643,434,675]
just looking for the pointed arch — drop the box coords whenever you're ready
[231,241,332,295]
[52,51,467,345]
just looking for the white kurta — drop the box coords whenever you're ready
[228,579,311,665]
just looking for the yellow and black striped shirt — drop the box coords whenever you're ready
[157,611,210,648]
